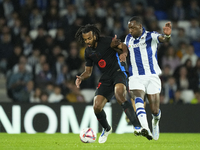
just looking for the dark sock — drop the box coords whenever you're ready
[95,109,111,131]
[122,101,141,127]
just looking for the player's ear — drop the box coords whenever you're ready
[139,24,142,29]
[93,35,97,40]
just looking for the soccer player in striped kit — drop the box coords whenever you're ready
[124,16,172,140]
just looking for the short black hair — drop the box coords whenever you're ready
[75,24,100,44]
[129,16,143,24]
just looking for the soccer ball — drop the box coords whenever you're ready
[80,128,96,143]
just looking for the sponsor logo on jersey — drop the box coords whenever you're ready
[98,59,106,68]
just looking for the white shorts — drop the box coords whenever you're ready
[129,75,161,94]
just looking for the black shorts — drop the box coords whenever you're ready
[95,71,128,101]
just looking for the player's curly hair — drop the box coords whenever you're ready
[75,24,100,44]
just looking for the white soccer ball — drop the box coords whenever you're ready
[79,128,96,143]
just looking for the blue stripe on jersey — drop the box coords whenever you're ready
[155,48,158,61]
[115,53,127,77]
[146,33,156,74]
[134,39,145,75]
[126,34,131,47]
[126,34,133,76]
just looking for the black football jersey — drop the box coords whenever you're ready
[84,36,128,76]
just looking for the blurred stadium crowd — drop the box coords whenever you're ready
[0,0,200,104]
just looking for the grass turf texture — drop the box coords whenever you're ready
[0,133,200,150]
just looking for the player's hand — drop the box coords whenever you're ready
[75,75,82,88]
[119,53,127,62]
[163,22,172,36]
[110,35,121,48]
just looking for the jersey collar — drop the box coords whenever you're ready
[132,27,146,40]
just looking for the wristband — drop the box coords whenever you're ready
[164,34,171,38]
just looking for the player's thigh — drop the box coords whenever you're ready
[129,76,146,92]
[95,81,113,102]
[146,75,161,94]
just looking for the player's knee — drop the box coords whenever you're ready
[151,108,159,115]
[93,104,102,113]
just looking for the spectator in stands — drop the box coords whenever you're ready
[173,89,184,104]
[13,55,32,73]
[157,41,171,67]
[192,58,200,89]
[43,7,60,30]
[65,80,85,103]
[187,18,200,43]
[56,64,71,86]
[163,76,177,104]
[35,62,55,88]
[191,89,200,104]
[33,25,46,52]
[48,86,64,103]
[176,42,188,59]
[13,80,34,102]
[66,46,82,73]
[45,82,55,95]
[13,25,29,47]
[162,46,180,73]
[55,27,68,50]
[171,28,190,48]
[35,54,47,75]
[6,45,22,71]
[40,92,49,103]
[186,0,200,19]
[27,48,40,67]
[7,62,32,101]
[181,45,198,67]
[30,87,41,103]
[52,54,66,76]
[23,35,33,56]
[43,35,55,55]
[160,64,172,85]
[170,0,185,20]
[2,0,14,19]
[176,66,193,90]
[29,7,43,30]
[0,33,13,74]
[19,0,36,26]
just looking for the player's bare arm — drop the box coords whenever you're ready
[117,43,128,62]
[75,66,93,88]
[158,22,172,43]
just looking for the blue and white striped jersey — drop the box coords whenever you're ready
[124,28,162,76]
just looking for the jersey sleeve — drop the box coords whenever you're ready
[84,49,93,67]
[151,31,162,43]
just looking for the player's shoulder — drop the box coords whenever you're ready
[99,36,112,41]
[147,30,161,35]
[125,34,132,39]
[98,36,112,45]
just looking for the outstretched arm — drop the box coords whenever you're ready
[158,22,172,43]
[75,66,93,88]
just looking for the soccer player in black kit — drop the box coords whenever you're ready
[75,24,142,143]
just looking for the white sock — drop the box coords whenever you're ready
[135,97,150,130]
[152,109,161,124]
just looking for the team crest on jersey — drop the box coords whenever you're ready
[128,45,132,48]
[98,59,106,68]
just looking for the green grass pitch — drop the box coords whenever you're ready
[0,133,200,150]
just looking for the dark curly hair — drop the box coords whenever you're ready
[75,24,100,44]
